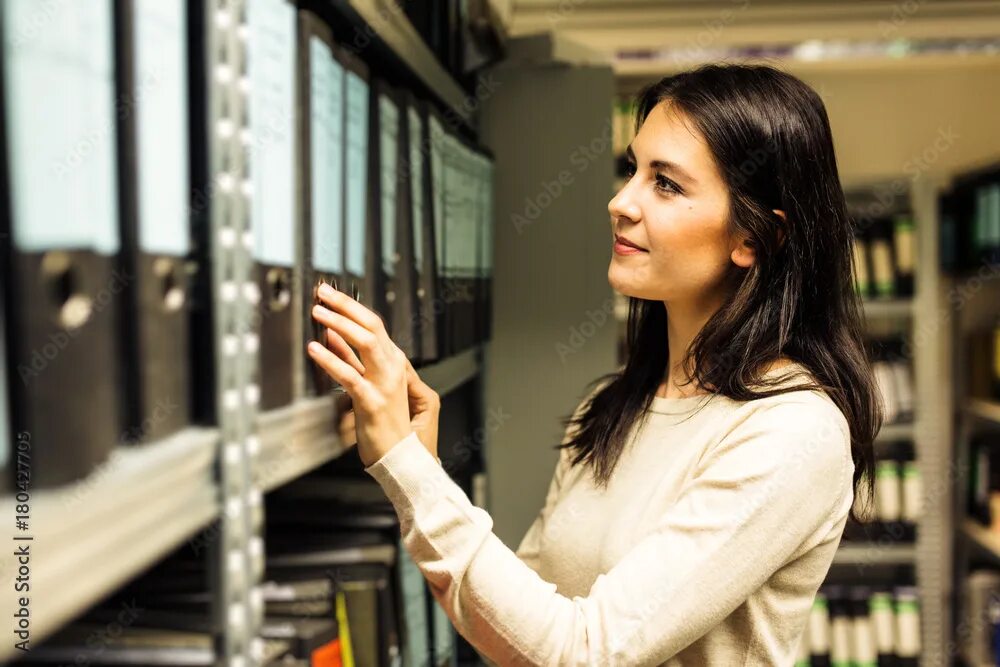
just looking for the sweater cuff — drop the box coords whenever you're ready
[364,431,451,513]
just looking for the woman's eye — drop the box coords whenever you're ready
[655,174,681,195]
[624,161,636,179]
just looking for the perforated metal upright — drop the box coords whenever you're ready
[910,176,953,666]
[204,0,265,664]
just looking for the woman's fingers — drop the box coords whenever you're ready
[307,341,369,399]
[312,305,386,366]
[337,409,358,446]
[326,327,365,375]
[314,283,391,347]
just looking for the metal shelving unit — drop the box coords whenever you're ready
[909,177,954,667]
[0,2,488,663]
[335,0,470,122]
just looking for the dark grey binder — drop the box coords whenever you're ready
[298,11,345,396]
[442,131,478,354]
[425,106,451,358]
[341,48,377,312]
[372,79,417,358]
[247,0,297,410]
[118,0,192,443]
[0,0,122,487]
[400,96,440,364]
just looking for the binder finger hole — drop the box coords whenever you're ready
[266,268,290,312]
[41,251,92,331]
[154,258,186,313]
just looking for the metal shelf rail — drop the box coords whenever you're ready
[0,428,219,662]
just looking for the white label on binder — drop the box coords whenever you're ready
[309,36,343,274]
[482,158,494,275]
[135,0,189,256]
[407,106,424,272]
[429,115,446,272]
[3,0,119,254]
[443,135,477,279]
[345,70,368,277]
[247,0,295,267]
[379,93,398,278]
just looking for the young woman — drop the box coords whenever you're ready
[308,63,882,666]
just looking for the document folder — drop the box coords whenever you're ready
[247,0,297,410]
[372,79,417,357]
[1,0,122,486]
[120,0,192,442]
[298,12,345,396]
[342,49,377,312]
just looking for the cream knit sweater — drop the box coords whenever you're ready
[364,362,854,666]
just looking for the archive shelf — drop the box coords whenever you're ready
[0,427,220,663]
[330,0,470,122]
[963,519,1000,564]
[833,542,917,566]
[876,420,916,443]
[256,345,483,493]
[965,398,1000,427]
[862,298,915,319]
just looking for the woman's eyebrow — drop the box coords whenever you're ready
[625,145,697,186]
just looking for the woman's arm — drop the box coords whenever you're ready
[365,395,852,666]
[512,443,568,574]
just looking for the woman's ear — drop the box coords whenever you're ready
[773,209,787,247]
[730,209,787,268]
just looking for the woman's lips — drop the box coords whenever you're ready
[614,235,647,255]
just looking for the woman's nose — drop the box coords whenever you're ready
[608,181,641,225]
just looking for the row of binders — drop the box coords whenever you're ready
[846,441,921,544]
[851,216,916,300]
[962,569,1000,667]
[940,162,1000,274]
[798,585,921,667]
[0,0,494,489]
[17,454,455,666]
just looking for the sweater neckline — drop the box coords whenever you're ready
[648,392,716,415]
[646,360,808,415]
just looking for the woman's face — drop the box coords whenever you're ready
[608,101,750,304]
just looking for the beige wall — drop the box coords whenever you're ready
[480,56,618,548]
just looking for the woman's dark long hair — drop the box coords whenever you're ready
[562,64,880,520]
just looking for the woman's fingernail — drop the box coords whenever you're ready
[318,282,335,299]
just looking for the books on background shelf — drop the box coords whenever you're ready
[968,433,1000,533]
[851,214,916,301]
[870,338,915,427]
[940,162,1000,275]
[798,586,920,667]
[961,570,1000,667]
[847,441,921,545]
[966,322,1000,405]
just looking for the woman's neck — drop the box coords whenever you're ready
[658,295,723,400]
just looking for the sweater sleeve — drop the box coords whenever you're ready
[513,444,568,574]
[364,395,853,666]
